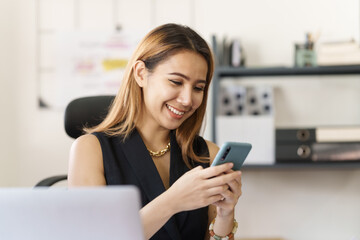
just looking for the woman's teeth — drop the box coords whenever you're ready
[167,104,185,116]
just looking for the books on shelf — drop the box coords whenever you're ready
[211,34,246,67]
[316,126,360,142]
[312,142,360,161]
[317,39,360,66]
[276,127,360,162]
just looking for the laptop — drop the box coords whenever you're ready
[0,186,144,240]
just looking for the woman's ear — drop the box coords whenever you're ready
[133,60,147,87]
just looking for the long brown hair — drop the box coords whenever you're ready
[86,23,214,168]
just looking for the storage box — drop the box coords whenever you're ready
[216,85,275,165]
[216,115,275,165]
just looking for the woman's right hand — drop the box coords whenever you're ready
[165,163,241,214]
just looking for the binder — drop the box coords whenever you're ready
[276,127,360,143]
[276,128,316,143]
[276,128,360,162]
[276,142,360,162]
[276,144,312,162]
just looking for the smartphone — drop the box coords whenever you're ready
[211,142,252,171]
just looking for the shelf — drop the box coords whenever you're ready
[214,65,360,78]
[211,65,360,142]
[242,161,360,170]
[211,65,360,169]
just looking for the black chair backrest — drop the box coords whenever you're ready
[35,95,115,187]
[64,95,115,139]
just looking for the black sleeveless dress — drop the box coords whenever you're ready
[93,129,210,240]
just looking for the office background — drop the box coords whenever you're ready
[0,0,359,239]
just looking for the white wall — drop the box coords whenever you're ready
[239,169,360,240]
[196,0,359,66]
[0,0,18,186]
[1,0,359,239]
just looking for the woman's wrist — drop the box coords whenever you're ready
[209,217,238,240]
[140,191,180,239]
[216,207,235,219]
[162,187,181,215]
[210,212,235,238]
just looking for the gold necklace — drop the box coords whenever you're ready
[148,142,171,157]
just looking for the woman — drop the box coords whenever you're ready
[68,23,242,240]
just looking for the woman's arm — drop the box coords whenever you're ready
[139,189,178,239]
[68,134,106,187]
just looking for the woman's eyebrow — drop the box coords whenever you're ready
[168,72,206,83]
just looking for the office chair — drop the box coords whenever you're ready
[34,95,115,187]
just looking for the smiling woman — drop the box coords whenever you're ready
[68,23,243,240]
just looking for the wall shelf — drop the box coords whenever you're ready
[242,162,360,170]
[211,65,360,169]
[214,65,360,78]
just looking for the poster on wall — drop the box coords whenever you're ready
[39,31,141,109]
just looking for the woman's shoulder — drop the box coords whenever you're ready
[204,139,219,164]
[192,135,219,163]
[68,134,105,186]
[71,134,102,156]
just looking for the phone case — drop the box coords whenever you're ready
[211,142,252,170]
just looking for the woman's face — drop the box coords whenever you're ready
[139,50,208,131]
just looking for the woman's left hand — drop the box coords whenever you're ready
[212,170,242,217]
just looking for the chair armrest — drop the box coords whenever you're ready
[34,175,68,187]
